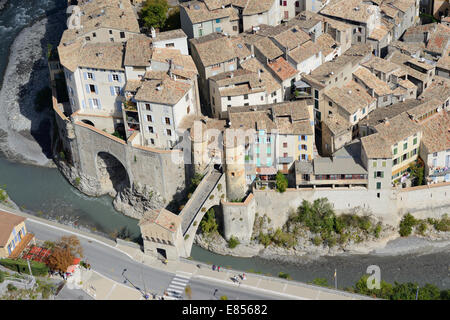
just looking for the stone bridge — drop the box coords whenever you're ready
[178,167,226,258]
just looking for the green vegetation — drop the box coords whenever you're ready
[227,236,240,249]
[189,173,204,193]
[275,171,288,193]
[163,6,181,31]
[0,258,49,276]
[0,186,8,203]
[59,151,65,161]
[0,270,7,283]
[184,234,189,240]
[278,272,292,280]
[312,278,329,287]
[139,0,169,30]
[220,295,228,300]
[347,275,449,300]
[34,87,52,112]
[230,198,244,203]
[409,161,425,186]
[200,208,218,235]
[74,177,81,187]
[399,213,449,236]
[112,130,126,141]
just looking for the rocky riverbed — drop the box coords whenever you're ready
[0,8,65,166]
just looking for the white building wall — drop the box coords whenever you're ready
[153,37,189,55]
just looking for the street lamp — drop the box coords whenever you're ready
[122,268,146,298]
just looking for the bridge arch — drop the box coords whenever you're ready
[81,119,95,127]
[95,151,130,195]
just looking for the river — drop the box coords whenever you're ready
[0,0,449,290]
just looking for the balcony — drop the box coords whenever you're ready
[123,100,138,112]
[126,112,139,125]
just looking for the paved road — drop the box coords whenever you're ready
[27,220,281,300]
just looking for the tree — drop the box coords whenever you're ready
[184,285,192,300]
[59,235,84,258]
[47,247,74,273]
[409,161,424,186]
[228,236,240,249]
[399,213,417,237]
[139,0,169,31]
[200,208,219,235]
[275,171,288,193]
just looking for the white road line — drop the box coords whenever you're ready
[105,283,117,300]
[173,276,189,281]
[168,284,185,290]
[172,280,188,286]
[167,288,183,294]
[176,271,192,277]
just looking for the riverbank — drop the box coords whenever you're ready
[0,8,65,167]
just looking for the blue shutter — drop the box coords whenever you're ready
[97,99,102,109]
[92,73,96,81]
[118,74,122,82]
[298,136,301,141]
[298,145,301,151]
[305,145,307,151]
[306,154,309,160]
[85,84,90,93]
[305,135,307,141]
[22,227,25,235]
[108,74,113,82]
[94,85,98,94]
[81,100,86,109]
[83,72,88,80]
[110,86,115,96]
[89,99,94,108]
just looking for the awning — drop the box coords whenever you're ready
[294,80,311,88]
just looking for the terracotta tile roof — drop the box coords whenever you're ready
[419,76,450,105]
[359,99,423,127]
[386,0,416,13]
[0,210,26,246]
[397,79,416,89]
[58,40,125,72]
[362,55,401,75]
[353,67,393,96]
[62,0,139,43]
[419,111,450,153]
[272,26,311,50]
[436,50,450,71]
[154,29,187,41]
[240,57,281,94]
[267,57,298,81]
[288,40,321,64]
[190,33,250,67]
[426,24,450,55]
[387,51,428,81]
[368,24,389,41]
[316,33,338,58]
[252,36,283,60]
[181,1,236,24]
[124,35,152,67]
[243,0,275,15]
[134,78,191,105]
[320,0,379,23]
[323,112,351,135]
[324,80,376,115]
[407,98,442,120]
[228,101,313,135]
[124,80,143,92]
[211,69,266,96]
[139,208,181,233]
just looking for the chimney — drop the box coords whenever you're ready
[168,58,174,79]
[151,27,156,38]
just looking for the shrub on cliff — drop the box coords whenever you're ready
[227,236,240,249]
[200,208,218,235]
[275,171,288,193]
[399,213,417,237]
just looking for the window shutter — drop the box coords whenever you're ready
[108,74,113,82]
[81,100,86,109]
[305,135,307,141]
[381,172,384,178]
[92,73,96,81]
[97,99,102,109]
[89,99,94,108]
[94,85,98,94]
[118,75,122,82]
[83,72,88,80]
[162,116,165,124]
[85,84,90,93]
[306,154,309,161]
[110,86,115,96]
[374,172,377,178]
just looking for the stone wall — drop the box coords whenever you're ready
[222,194,256,243]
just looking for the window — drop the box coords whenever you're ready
[165,43,175,48]
[402,153,408,161]
[120,32,125,38]
[295,1,299,7]
[233,26,238,31]
[394,148,397,155]
[373,161,377,167]
[148,126,154,133]
[87,72,94,79]
[109,30,113,34]
[411,148,417,156]
[376,182,381,189]
[283,142,287,148]
[243,94,248,99]
[403,142,408,150]
[433,152,438,157]
[150,138,155,145]
[266,137,271,143]
[283,152,288,157]
[328,101,332,107]
[113,74,119,81]
[413,137,417,145]
[244,102,249,106]
[187,106,190,114]
[92,99,99,108]
[383,96,388,102]
[216,18,221,23]
[301,154,306,160]
[382,161,386,167]
[166,129,172,136]
[301,144,307,150]
[147,115,152,122]
[185,93,189,101]
[353,114,357,122]
[145,103,151,111]
[89,84,96,93]
[165,117,171,125]
[93,32,96,38]
[110,38,114,42]
[375,171,384,178]
[314,89,319,99]
[228,96,231,101]
[261,96,264,101]
[216,27,221,32]
[114,86,121,95]
[85,36,90,41]
[362,108,366,114]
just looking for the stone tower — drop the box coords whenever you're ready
[223,129,246,202]
[191,120,209,174]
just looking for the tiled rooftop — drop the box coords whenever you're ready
[353,66,393,97]
[267,57,298,81]
[324,80,376,115]
[134,78,192,105]
[419,111,450,154]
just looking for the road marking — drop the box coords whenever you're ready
[172,280,188,286]
[283,283,288,292]
[105,283,117,300]
[168,284,185,290]
[256,278,261,287]
[165,271,192,298]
